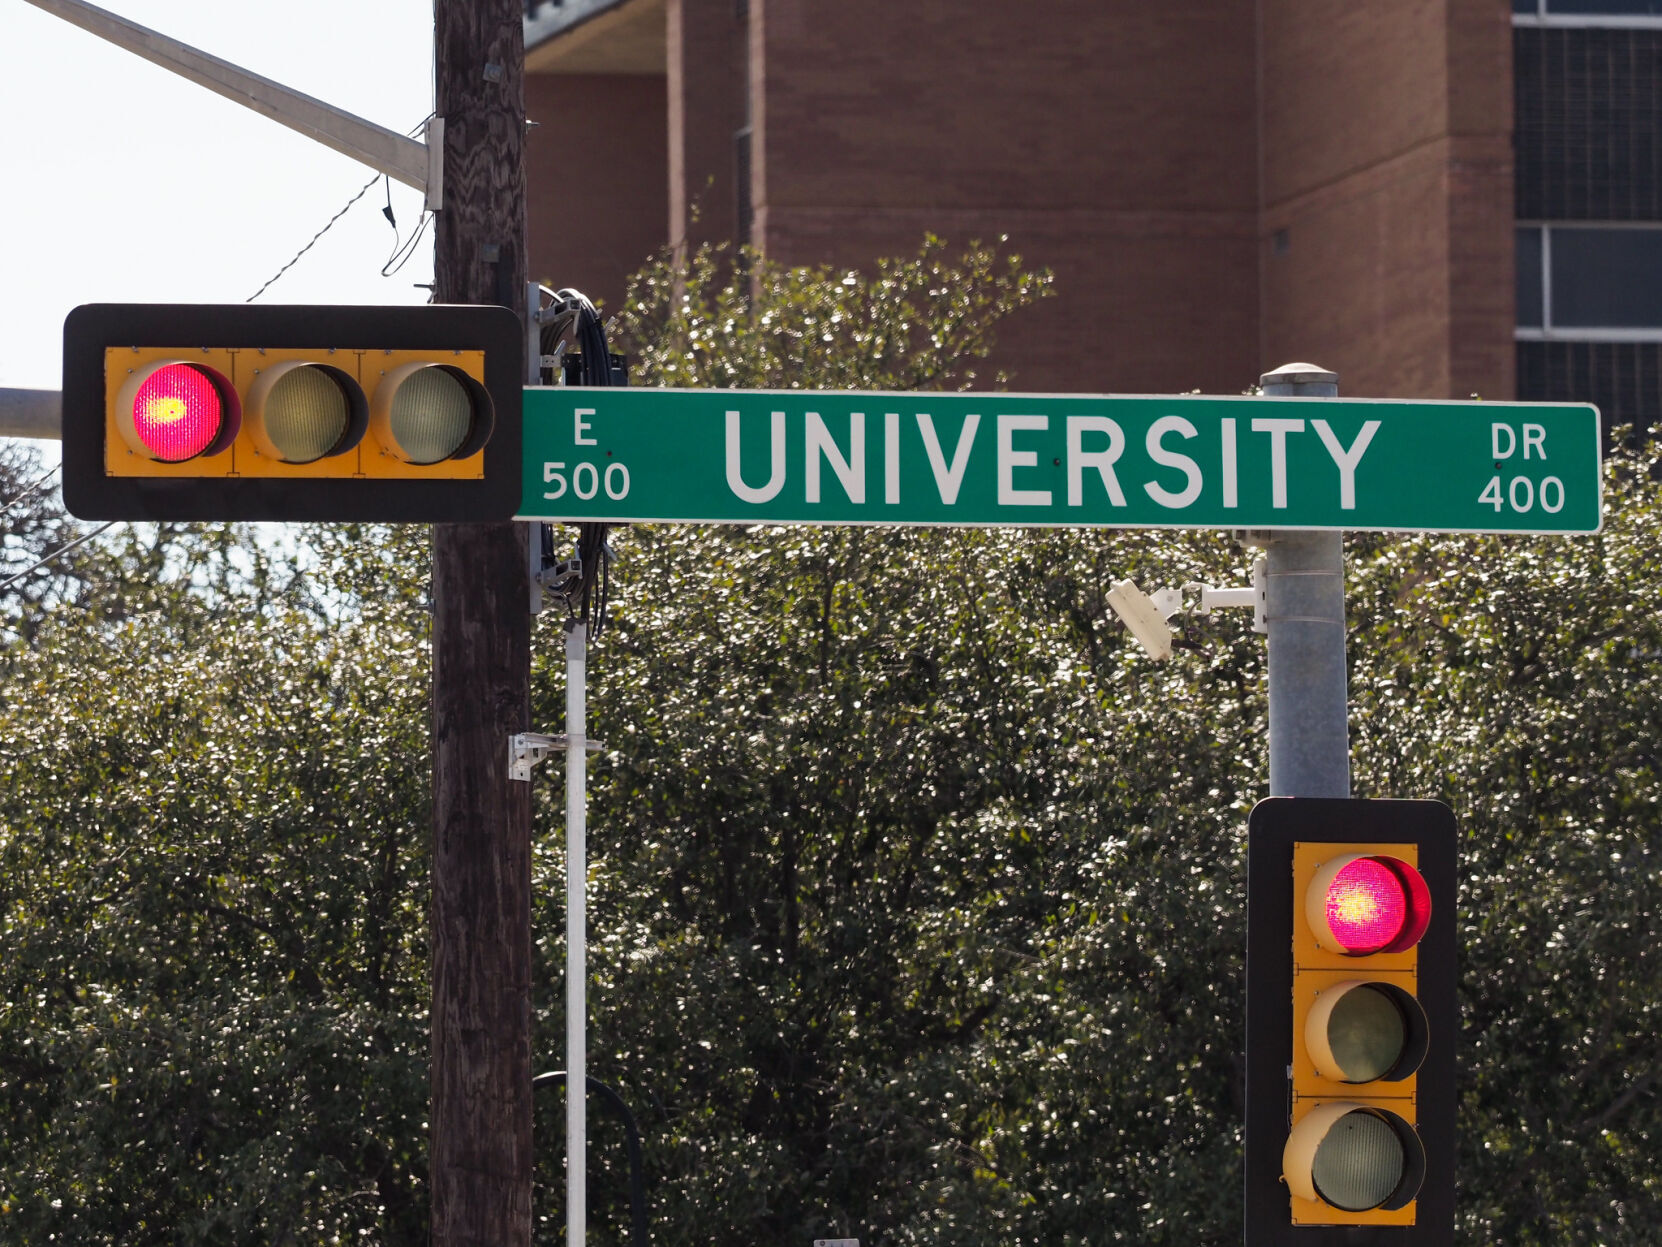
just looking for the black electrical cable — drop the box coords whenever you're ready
[532,1070,649,1247]
[381,210,432,277]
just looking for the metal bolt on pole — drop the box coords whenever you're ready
[1257,363,1350,799]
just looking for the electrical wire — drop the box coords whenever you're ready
[0,464,61,520]
[0,521,114,594]
[382,209,432,277]
[531,1070,649,1246]
[247,114,438,302]
[245,172,382,303]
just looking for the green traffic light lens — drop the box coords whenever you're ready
[1311,1110,1404,1211]
[388,366,474,464]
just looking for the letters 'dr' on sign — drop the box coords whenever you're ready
[519,388,1602,535]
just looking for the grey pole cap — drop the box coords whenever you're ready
[1259,362,1338,388]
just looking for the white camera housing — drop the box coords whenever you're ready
[1106,562,1267,661]
[1106,579,1176,660]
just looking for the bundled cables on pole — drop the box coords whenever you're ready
[538,288,621,637]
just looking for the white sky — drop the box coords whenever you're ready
[0,0,437,397]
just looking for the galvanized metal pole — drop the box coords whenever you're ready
[1258,364,1350,798]
[22,0,441,208]
[564,620,589,1247]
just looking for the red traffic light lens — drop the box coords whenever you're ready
[1308,854,1431,955]
[129,363,226,462]
[1326,858,1407,954]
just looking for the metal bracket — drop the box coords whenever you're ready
[423,116,444,213]
[526,281,577,387]
[1199,556,1267,635]
[1146,557,1267,635]
[529,528,582,616]
[509,731,603,782]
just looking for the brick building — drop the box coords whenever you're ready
[521,0,1662,426]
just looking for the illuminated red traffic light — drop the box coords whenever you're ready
[1308,854,1431,955]
[116,360,238,462]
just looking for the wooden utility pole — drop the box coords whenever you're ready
[429,2,532,1244]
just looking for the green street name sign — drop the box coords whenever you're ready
[518,388,1602,534]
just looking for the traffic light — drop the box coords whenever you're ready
[62,303,522,521]
[1244,797,1456,1246]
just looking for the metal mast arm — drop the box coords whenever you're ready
[22,0,442,208]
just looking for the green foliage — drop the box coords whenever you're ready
[1347,455,1662,1244]
[541,520,1260,1246]
[1,444,103,646]
[2,238,1659,1245]
[615,235,1052,393]
[0,522,434,1245]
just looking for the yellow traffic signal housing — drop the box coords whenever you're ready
[1285,841,1428,1225]
[1244,798,1456,1247]
[64,303,522,521]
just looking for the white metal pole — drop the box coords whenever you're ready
[565,620,588,1245]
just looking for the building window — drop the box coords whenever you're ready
[1518,340,1662,437]
[1514,26,1662,219]
[1515,10,1662,428]
[1517,224,1662,339]
[1515,1,1662,23]
[1517,226,1662,433]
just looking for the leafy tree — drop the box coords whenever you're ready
[0,523,435,1245]
[2,444,101,647]
[1348,449,1662,1245]
[3,236,1659,1247]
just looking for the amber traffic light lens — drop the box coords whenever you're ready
[1324,986,1403,1081]
[265,368,348,461]
[1306,980,1429,1084]
[247,362,368,464]
[117,361,238,462]
[1307,854,1431,955]
[373,363,491,464]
